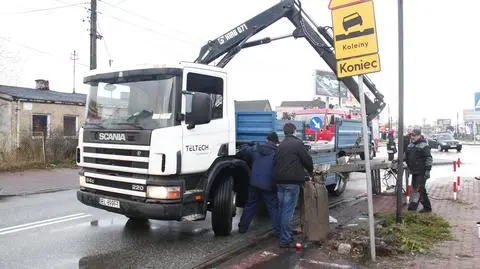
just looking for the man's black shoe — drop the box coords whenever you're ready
[407,202,418,211]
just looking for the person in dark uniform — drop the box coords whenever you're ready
[405,129,433,213]
[386,129,397,161]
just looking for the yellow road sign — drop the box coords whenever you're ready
[332,0,378,60]
[336,53,381,78]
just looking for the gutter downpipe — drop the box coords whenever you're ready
[16,100,20,148]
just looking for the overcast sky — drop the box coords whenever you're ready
[0,0,479,125]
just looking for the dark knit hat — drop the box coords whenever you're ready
[267,132,279,143]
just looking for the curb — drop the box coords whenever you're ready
[0,186,78,198]
[188,196,364,269]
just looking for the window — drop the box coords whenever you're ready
[64,116,77,136]
[186,73,224,119]
[32,115,48,137]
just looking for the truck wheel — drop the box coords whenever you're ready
[457,147,462,152]
[211,176,234,236]
[326,173,348,196]
[360,148,374,160]
[437,145,443,152]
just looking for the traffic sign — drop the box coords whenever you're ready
[336,53,381,78]
[475,92,480,111]
[309,117,323,131]
[331,0,379,60]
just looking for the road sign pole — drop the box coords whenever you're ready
[396,0,405,224]
[358,74,376,262]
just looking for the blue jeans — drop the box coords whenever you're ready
[277,184,300,245]
[238,186,279,234]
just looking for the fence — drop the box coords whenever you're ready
[0,130,78,170]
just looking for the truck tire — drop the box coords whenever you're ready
[211,176,234,236]
[326,173,348,196]
[359,148,374,160]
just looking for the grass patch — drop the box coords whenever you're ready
[326,212,453,266]
[377,212,453,254]
[0,130,78,172]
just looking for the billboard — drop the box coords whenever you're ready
[475,92,480,111]
[314,70,348,98]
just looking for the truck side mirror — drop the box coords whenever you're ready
[186,92,212,129]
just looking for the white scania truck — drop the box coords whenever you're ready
[76,0,386,236]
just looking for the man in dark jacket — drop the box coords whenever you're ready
[405,129,433,212]
[273,123,313,248]
[236,132,280,234]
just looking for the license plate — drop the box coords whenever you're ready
[99,197,120,208]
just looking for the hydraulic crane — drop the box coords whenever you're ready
[194,0,386,121]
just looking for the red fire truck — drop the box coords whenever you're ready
[294,108,361,142]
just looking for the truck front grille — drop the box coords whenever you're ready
[81,143,150,197]
[82,143,150,174]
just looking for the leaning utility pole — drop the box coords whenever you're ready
[70,50,79,94]
[90,0,97,70]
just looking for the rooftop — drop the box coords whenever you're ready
[0,85,86,105]
[234,100,272,112]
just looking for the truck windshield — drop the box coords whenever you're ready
[85,76,178,130]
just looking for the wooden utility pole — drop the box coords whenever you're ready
[90,0,97,70]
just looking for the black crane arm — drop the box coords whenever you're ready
[194,0,386,121]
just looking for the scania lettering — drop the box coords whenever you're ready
[76,0,386,236]
[98,133,127,141]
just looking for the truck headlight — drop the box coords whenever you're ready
[147,186,181,200]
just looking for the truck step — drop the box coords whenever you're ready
[181,214,205,221]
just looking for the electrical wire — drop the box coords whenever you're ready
[0,36,89,68]
[98,12,199,48]
[98,0,205,43]
[96,23,112,62]
[0,2,88,15]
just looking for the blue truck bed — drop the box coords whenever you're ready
[235,112,305,144]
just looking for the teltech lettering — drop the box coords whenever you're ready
[185,145,209,152]
[217,24,248,45]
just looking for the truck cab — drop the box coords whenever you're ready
[77,62,250,236]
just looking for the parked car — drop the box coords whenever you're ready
[427,133,462,152]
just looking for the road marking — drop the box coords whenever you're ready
[0,213,91,235]
[301,258,353,268]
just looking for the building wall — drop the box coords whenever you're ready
[275,106,304,119]
[16,101,85,138]
[0,98,13,150]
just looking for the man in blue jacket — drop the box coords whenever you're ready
[236,132,280,234]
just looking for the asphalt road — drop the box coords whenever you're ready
[1,145,477,269]
[0,177,365,269]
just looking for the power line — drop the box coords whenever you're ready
[0,36,89,68]
[98,0,205,43]
[0,2,88,15]
[96,23,113,66]
[99,12,199,48]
